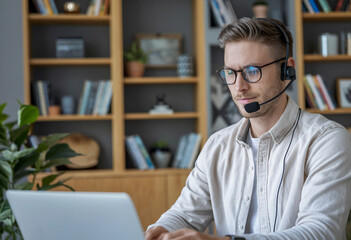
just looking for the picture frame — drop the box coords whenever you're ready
[135,34,182,68]
[336,78,351,108]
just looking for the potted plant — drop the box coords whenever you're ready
[124,41,147,77]
[0,102,80,239]
[150,141,172,168]
[252,1,269,18]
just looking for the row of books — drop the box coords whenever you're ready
[31,80,53,116]
[77,80,113,115]
[32,0,58,15]
[302,0,350,13]
[87,0,110,16]
[209,0,238,27]
[125,135,155,170]
[172,133,202,169]
[303,74,337,110]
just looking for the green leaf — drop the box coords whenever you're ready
[0,161,12,178]
[41,172,64,186]
[0,113,8,123]
[37,178,74,191]
[0,209,12,222]
[41,158,72,170]
[0,174,9,190]
[37,133,69,153]
[14,168,36,182]
[0,126,8,147]
[14,181,34,190]
[4,121,17,131]
[14,151,40,173]
[10,125,30,149]
[45,143,81,161]
[2,148,35,163]
[17,104,39,127]
[0,103,6,113]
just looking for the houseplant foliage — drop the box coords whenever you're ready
[0,102,81,239]
[124,41,148,77]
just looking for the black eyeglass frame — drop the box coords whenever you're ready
[216,57,285,85]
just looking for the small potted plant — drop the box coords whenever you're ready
[124,41,147,77]
[150,141,172,168]
[252,1,269,18]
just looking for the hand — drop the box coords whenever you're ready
[150,228,230,240]
[144,226,169,240]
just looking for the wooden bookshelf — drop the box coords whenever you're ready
[295,0,351,119]
[23,0,207,229]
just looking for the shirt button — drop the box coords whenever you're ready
[239,224,244,230]
[245,196,250,201]
[250,166,254,171]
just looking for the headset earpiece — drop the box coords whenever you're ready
[281,62,296,81]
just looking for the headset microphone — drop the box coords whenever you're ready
[244,79,295,113]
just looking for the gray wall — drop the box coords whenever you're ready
[0,1,23,120]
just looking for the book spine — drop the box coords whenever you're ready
[316,74,336,110]
[31,82,42,115]
[317,0,331,12]
[303,76,317,108]
[126,136,148,170]
[172,135,187,168]
[36,0,47,14]
[303,0,315,12]
[103,0,110,15]
[43,0,54,15]
[347,33,351,55]
[305,74,327,110]
[134,135,155,169]
[49,0,58,14]
[308,0,321,12]
[335,0,345,10]
[313,75,330,110]
[217,0,231,24]
[86,81,98,114]
[101,80,112,115]
[180,133,197,168]
[125,137,143,169]
[223,0,238,22]
[37,81,48,115]
[187,134,202,169]
[210,0,225,27]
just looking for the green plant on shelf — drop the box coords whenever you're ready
[0,102,81,240]
[124,41,147,64]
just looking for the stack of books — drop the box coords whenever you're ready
[302,0,350,13]
[172,133,202,169]
[86,0,110,16]
[31,0,58,15]
[125,135,155,170]
[31,80,53,116]
[77,80,113,115]
[303,74,337,110]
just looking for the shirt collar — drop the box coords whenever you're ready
[237,96,300,145]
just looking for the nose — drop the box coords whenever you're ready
[234,72,249,92]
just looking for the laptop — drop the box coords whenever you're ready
[6,190,145,240]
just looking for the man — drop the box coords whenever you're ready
[145,17,351,240]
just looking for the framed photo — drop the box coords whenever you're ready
[336,78,351,108]
[136,34,182,68]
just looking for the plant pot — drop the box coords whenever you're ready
[125,61,145,77]
[150,148,172,168]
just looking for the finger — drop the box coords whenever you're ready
[145,226,168,240]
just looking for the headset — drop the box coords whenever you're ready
[244,18,297,113]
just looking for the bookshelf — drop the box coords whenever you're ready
[22,0,206,229]
[295,0,351,124]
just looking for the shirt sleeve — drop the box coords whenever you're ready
[237,126,351,240]
[147,136,215,233]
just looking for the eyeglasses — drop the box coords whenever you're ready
[216,57,285,85]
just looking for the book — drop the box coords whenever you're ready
[37,81,48,115]
[31,82,42,115]
[77,80,91,115]
[49,0,58,14]
[36,0,48,14]
[133,135,155,169]
[348,32,351,55]
[335,0,345,10]
[125,136,149,170]
[43,0,54,15]
[186,134,202,169]
[180,133,202,169]
[100,80,112,115]
[308,0,321,12]
[303,77,317,108]
[209,0,225,27]
[217,0,231,25]
[315,74,336,110]
[86,81,99,114]
[303,0,315,12]
[103,0,110,15]
[223,0,238,23]
[317,0,331,12]
[172,135,188,168]
[305,74,327,110]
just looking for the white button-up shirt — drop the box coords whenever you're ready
[150,98,351,239]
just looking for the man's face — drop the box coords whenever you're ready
[224,40,285,119]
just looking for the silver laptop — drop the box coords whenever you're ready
[6,190,145,240]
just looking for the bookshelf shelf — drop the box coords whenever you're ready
[28,14,110,24]
[30,58,111,66]
[124,112,199,120]
[303,12,351,22]
[36,115,113,122]
[304,54,351,62]
[124,77,198,84]
[307,108,351,115]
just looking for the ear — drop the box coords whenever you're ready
[287,57,295,68]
